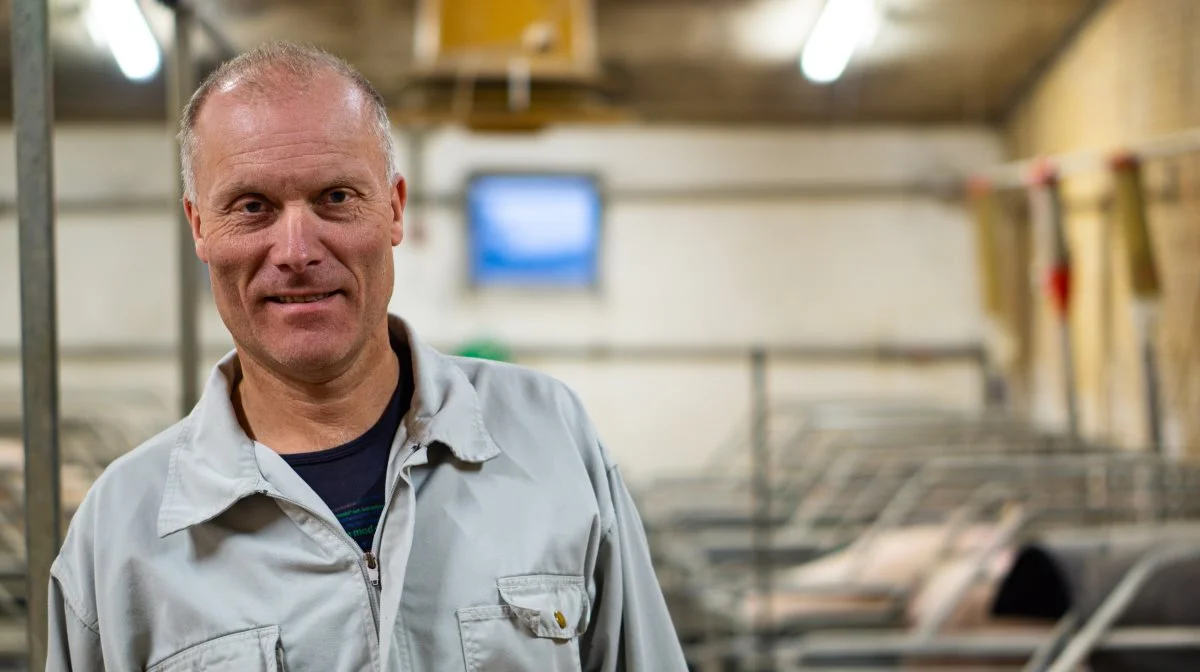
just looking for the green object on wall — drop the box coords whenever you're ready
[455,338,513,362]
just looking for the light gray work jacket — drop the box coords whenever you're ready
[48,316,687,671]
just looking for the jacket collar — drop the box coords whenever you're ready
[157,315,501,537]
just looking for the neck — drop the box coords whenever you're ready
[233,331,400,454]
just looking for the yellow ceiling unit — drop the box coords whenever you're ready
[397,0,629,131]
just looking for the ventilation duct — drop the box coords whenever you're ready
[397,0,628,131]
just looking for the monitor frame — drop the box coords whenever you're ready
[462,169,607,294]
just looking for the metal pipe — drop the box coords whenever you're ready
[749,347,772,664]
[981,125,1200,190]
[1028,163,1079,438]
[1045,544,1200,672]
[0,180,963,215]
[917,501,1027,638]
[968,179,1010,409]
[169,3,200,417]
[515,342,986,365]
[1022,611,1080,672]
[0,341,988,365]
[12,0,62,667]
[1142,334,1164,452]
[406,129,427,245]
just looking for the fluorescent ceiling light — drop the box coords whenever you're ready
[734,0,823,62]
[800,0,878,84]
[84,0,161,82]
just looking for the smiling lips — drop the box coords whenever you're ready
[269,291,339,304]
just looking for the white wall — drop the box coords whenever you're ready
[0,124,1004,483]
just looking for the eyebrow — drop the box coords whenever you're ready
[209,181,261,205]
[208,173,376,206]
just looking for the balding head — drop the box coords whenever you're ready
[178,42,398,201]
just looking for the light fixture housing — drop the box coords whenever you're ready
[800,0,878,84]
[85,0,162,82]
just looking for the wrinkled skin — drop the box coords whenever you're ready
[183,70,406,449]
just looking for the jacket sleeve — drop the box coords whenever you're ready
[581,463,689,672]
[47,570,103,672]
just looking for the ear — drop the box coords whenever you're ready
[390,176,407,246]
[183,198,209,263]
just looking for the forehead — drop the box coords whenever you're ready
[192,72,381,188]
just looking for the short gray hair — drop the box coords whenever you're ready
[178,41,399,201]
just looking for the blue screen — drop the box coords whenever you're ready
[468,174,601,287]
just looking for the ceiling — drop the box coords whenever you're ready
[0,0,1103,125]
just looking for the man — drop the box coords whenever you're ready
[47,42,687,671]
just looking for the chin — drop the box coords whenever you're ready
[260,335,357,376]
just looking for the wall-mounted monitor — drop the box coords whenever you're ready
[466,173,602,288]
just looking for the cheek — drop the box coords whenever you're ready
[334,224,394,269]
[202,236,263,293]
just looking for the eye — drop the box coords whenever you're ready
[325,189,353,205]
[232,196,270,215]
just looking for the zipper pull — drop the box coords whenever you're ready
[364,551,381,588]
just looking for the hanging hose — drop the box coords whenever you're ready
[1110,153,1165,456]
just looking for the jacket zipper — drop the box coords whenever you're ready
[365,441,421,592]
[364,550,380,587]
[260,491,381,632]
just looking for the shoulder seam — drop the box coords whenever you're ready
[52,567,100,633]
[65,597,101,635]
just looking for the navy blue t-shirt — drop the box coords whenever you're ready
[281,346,413,551]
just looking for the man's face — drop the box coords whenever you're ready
[184,72,405,380]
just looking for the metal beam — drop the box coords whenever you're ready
[169,3,200,417]
[1046,545,1200,672]
[980,125,1200,190]
[0,341,988,366]
[12,0,61,668]
[0,180,963,217]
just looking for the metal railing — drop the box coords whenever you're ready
[653,402,1200,671]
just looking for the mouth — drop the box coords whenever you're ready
[267,291,340,304]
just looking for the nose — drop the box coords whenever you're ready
[269,203,325,274]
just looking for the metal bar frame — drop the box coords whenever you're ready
[0,341,987,366]
[169,2,201,417]
[749,348,773,661]
[1044,544,1200,672]
[12,0,62,667]
[981,127,1200,191]
[661,451,1197,603]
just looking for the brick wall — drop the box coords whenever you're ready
[1006,0,1200,456]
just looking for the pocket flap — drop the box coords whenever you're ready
[148,625,282,672]
[497,574,590,639]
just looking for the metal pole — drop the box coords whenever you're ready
[1045,545,1200,672]
[968,178,1011,411]
[169,3,200,416]
[749,347,772,669]
[12,0,62,668]
[407,129,427,228]
[1029,163,1079,439]
[1141,336,1164,452]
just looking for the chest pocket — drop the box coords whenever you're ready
[147,625,284,672]
[457,575,590,672]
